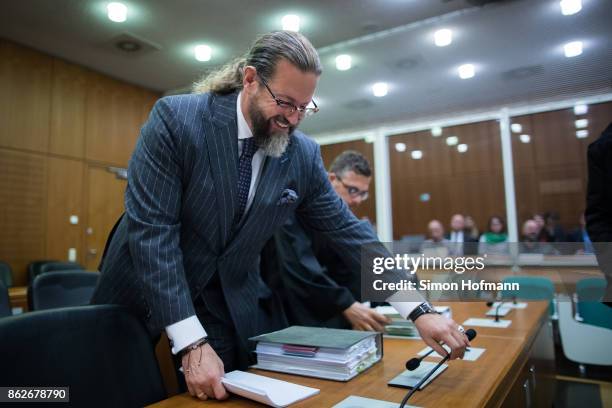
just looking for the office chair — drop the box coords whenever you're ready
[0,305,167,407]
[30,271,100,311]
[0,261,13,287]
[557,296,612,370]
[0,281,10,318]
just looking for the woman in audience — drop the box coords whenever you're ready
[478,215,509,255]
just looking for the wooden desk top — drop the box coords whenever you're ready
[150,302,549,408]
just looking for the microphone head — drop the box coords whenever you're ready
[405,358,421,371]
[465,328,477,341]
[485,301,494,307]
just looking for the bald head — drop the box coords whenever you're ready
[450,214,465,232]
[428,220,445,242]
[522,219,539,241]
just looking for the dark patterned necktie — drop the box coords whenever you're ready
[235,137,258,222]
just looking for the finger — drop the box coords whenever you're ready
[184,369,195,396]
[443,333,463,359]
[423,336,447,358]
[361,322,374,332]
[371,311,391,324]
[212,378,229,400]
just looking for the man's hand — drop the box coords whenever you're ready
[182,342,228,401]
[413,313,470,360]
[343,302,391,332]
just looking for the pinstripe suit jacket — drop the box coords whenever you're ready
[91,91,381,347]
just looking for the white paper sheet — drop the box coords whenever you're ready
[417,346,486,361]
[463,317,512,328]
[221,370,319,407]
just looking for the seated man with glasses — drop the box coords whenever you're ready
[262,151,391,331]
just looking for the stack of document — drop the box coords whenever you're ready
[250,326,382,381]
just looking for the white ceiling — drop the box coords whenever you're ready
[1,0,611,137]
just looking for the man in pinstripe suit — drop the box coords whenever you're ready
[91,31,469,401]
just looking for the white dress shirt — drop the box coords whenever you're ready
[165,92,422,355]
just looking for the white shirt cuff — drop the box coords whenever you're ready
[389,301,425,320]
[165,315,208,355]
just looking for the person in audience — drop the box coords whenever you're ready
[540,211,566,243]
[261,151,391,331]
[422,220,450,255]
[446,214,478,255]
[567,213,594,254]
[533,213,545,239]
[478,216,509,255]
[520,219,558,255]
[464,215,480,242]
[586,122,612,306]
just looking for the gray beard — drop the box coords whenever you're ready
[256,131,289,158]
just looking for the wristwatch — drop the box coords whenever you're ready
[408,302,436,322]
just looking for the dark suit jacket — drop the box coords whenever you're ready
[586,122,612,305]
[262,215,372,329]
[91,91,383,350]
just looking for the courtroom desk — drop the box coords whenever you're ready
[149,302,554,408]
[8,286,28,312]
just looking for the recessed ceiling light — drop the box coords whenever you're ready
[372,82,388,97]
[458,64,475,79]
[335,54,352,71]
[194,45,212,62]
[575,119,588,128]
[457,143,468,153]
[434,29,452,47]
[560,0,582,16]
[573,104,588,115]
[431,126,443,137]
[511,123,523,133]
[576,130,589,138]
[107,2,127,22]
[564,41,583,58]
[411,150,423,160]
[520,134,531,143]
[446,136,458,146]
[395,142,407,152]
[282,14,300,32]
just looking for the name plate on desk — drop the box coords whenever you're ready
[388,361,448,390]
[463,318,512,328]
[486,307,511,317]
[417,346,486,361]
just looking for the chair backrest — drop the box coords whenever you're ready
[0,261,13,287]
[27,260,59,282]
[38,261,84,275]
[576,278,612,330]
[501,276,555,298]
[0,305,167,406]
[30,271,100,311]
[0,281,10,318]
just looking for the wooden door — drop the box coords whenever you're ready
[84,165,126,270]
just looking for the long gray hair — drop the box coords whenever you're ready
[192,31,322,94]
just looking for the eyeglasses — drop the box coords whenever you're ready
[338,178,369,200]
[258,76,319,117]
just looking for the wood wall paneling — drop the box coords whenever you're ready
[389,120,505,239]
[49,59,88,158]
[0,39,52,152]
[0,149,48,286]
[84,165,126,271]
[319,139,377,225]
[85,74,159,166]
[46,156,84,264]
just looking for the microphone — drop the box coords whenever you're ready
[400,329,477,408]
[405,328,477,371]
[486,301,503,322]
